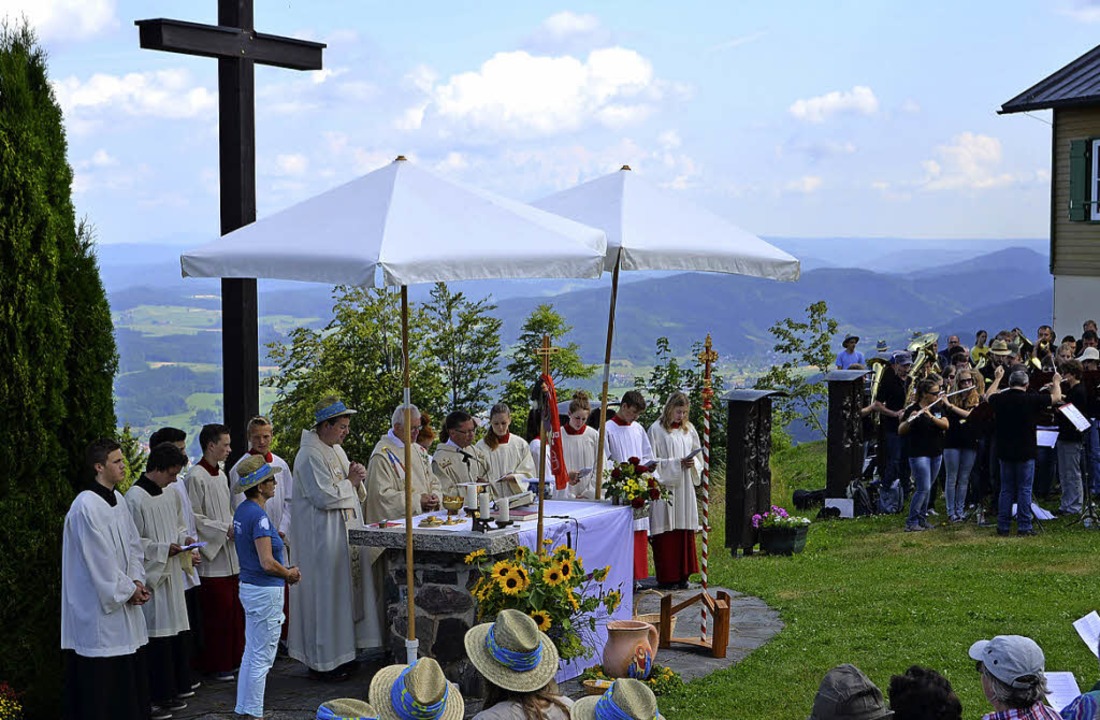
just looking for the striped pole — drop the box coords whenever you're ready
[698,335,718,642]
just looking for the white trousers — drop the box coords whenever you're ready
[235,583,284,717]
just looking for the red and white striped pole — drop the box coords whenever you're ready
[698,334,718,642]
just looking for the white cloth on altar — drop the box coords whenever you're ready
[365,431,440,523]
[432,440,490,497]
[171,470,201,590]
[647,423,703,536]
[186,463,239,577]
[61,489,149,657]
[288,429,382,671]
[604,421,656,532]
[475,434,536,498]
[229,452,294,539]
[125,481,190,637]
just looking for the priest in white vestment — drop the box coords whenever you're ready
[126,442,196,712]
[648,392,703,590]
[288,396,380,680]
[62,439,151,720]
[365,404,441,523]
[475,403,536,499]
[604,390,657,581]
[432,411,491,497]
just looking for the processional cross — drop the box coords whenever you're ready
[136,3,325,464]
[534,335,560,546]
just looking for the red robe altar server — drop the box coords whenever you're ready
[604,390,656,581]
[648,392,703,589]
[186,423,245,679]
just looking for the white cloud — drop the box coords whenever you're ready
[53,69,216,120]
[1060,0,1100,22]
[707,32,766,53]
[789,85,878,123]
[785,175,823,194]
[2,0,115,41]
[919,132,1016,191]
[405,47,661,138]
[541,11,601,38]
[524,11,611,54]
[900,98,921,114]
[274,154,309,176]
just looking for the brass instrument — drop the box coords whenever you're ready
[867,356,889,427]
[906,332,940,402]
[1014,327,1034,360]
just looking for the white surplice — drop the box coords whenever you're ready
[229,451,294,538]
[185,462,239,577]
[365,430,440,523]
[61,489,149,657]
[561,426,606,499]
[432,440,490,497]
[288,429,382,671]
[125,480,190,637]
[604,419,656,531]
[475,434,536,498]
[170,471,201,590]
[647,422,703,536]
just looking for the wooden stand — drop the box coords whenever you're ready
[658,590,731,658]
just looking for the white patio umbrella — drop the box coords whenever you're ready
[181,156,606,662]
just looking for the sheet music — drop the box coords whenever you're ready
[1037,429,1060,448]
[1046,671,1081,712]
[1059,403,1092,432]
[1074,611,1100,658]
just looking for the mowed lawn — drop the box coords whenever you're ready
[658,441,1100,719]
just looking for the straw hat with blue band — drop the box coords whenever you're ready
[314,395,358,426]
[368,657,464,720]
[570,679,663,720]
[464,609,560,693]
[234,453,283,494]
[317,698,379,720]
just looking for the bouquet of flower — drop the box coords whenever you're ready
[581,663,684,696]
[465,541,623,661]
[0,683,22,720]
[752,504,811,529]
[603,457,670,509]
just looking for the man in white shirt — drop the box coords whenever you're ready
[432,411,491,497]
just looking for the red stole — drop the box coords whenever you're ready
[540,374,570,490]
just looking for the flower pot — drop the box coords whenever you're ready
[759,525,808,556]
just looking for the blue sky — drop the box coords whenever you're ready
[11,0,1100,245]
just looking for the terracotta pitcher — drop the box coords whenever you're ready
[602,620,658,679]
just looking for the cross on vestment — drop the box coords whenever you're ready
[136,2,325,467]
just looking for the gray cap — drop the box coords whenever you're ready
[891,351,912,366]
[809,664,893,720]
[969,635,1046,689]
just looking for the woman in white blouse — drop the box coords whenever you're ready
[647,392,703,590]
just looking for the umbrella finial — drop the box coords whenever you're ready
[394,155,408,162]
[620,164,632,171]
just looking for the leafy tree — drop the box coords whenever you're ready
[0,22,118,715]
[634,337,728,470]
[501,304,596,421]
[118,423,148,494]
[753,300,838,439]
[265,286,447,462]
[422,282,502,415]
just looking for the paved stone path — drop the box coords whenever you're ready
[173,586,781,719]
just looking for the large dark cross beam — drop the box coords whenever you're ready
[136,2,324,466]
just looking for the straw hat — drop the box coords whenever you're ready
[368,658,464,720]
[571,679,663,720]
[234,454,282,494]
[465,609,560,693]
[317,698,379,719]
[315,395,358,426]
[990,339,1012,357]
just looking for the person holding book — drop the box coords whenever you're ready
[476,403,536,500]
[648,391,703,589]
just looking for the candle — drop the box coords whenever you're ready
[479,492,491,519]
[499,499,510,523]
[465,484,476,509]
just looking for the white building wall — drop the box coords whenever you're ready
[1055,274,1100,337]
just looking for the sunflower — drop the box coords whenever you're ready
[529,609,552,631]
[566,589,580,612]
[500,569,528,595]
[558,560,573,580]
[464,548,486,565]
[603,589,622,612]
[542,563,566,586]
[592,565,610,582]
[542,537,554,546]
[492,560,513,579]
[553,546,576,563]
[512,565,529,585]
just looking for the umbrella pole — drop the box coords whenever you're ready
[594,255,621,499]
[401,286,418,664]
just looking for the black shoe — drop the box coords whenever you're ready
[165,700,188,712]
[676,580,689,590]
[309,668,351,683]
[996,529,1010,536]
[151,708,172,720]
[1018,529,1038,536]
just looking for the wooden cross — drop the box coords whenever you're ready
[136,2,325,466]
[534,335,560,546]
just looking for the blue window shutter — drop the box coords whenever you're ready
[1070,139,1089,221]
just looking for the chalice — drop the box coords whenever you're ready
[442,495,465,525]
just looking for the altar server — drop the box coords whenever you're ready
[648,392,703,590]
[560,392,605,499]
[62,439,151,720]
[476,403,537,500]
[605,390,656,582]
[126,442,195,717]
[288,396,379,681]
[229,416,293,542]
[433,410,491,496]
[365,403,441,522]
[186,423,245,679]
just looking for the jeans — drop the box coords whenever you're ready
[1057,440,1084,513]
[236,583,284,717]
[943,447,977,520]
[998,460,1035,533]
[883,430,903,487]
[1088,419,1100,496]
[907,455,942,528]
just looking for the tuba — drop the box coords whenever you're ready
[867,356,889,429]
[906,332,940,402]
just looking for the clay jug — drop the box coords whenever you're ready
[602,620,659,679]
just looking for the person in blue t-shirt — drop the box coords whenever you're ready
[836,335,865,370]
[232,455,301,720]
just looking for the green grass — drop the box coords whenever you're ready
[659,441,1100,719]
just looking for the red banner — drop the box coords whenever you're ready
[541,374,570,490]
